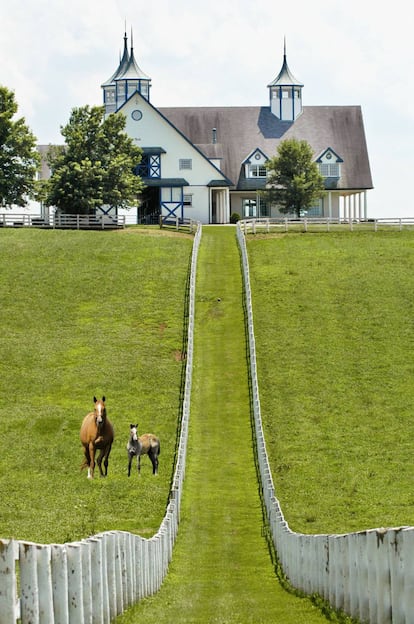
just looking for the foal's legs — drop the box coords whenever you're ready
[149,450,159,475]
[138,453,142,475]
[127,453,133,477]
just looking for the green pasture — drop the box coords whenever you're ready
[248,230,414,534]
[0,227,193,543]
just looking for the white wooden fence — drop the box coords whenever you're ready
[241,216,414,234]
[0,213,126,229]
[0,223,202,624]
[236,221,414,624]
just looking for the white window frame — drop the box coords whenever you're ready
[248,164,267,178]
[319,163,340,177]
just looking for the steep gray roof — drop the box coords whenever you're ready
[158,105,373,190]
[116,45,151,82]
[267,54,304,87]
[101,32,130,87]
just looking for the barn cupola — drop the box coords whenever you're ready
[102,29,151,115]
[268,40,303,121]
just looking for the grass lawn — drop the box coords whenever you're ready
[248,230,414,534]
[0,227,193,543]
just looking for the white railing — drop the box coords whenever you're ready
[0,213,126,229]
[0,223,202,623]
[241,216,414,234]
[159,216,199,233]
[236,221,414,624]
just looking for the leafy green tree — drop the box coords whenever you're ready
[0,86,40,207]
[46,106,143,214]
[262,138,325,217]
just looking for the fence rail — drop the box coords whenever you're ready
[0,223,202,623]
[236,221,414,624]
[241,216,414,234]
[0,213,126,230]
[159,216,199,233]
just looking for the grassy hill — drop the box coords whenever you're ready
[248,230,414,534]
[0,227,193,543]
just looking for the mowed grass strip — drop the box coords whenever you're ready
[117,227,329,623]
[248,230,414,535]
[0,227,192,543]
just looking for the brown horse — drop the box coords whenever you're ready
[80,396,114,479]
[127,424,160,476]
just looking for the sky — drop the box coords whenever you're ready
[1,0,413,218]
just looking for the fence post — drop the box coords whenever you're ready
[125,532,135,607]
[402,529,414,621]
[88,537,106,624]
[81,540,92,624]
[117,533,126,613]
[0,539,18,623]
[135,537,144,601]
[66,543,85,623]
[104,533,117,620]
[388,529,405,624]
[51,544,69,624]
[19,542,39,624]
[37,545,54,624]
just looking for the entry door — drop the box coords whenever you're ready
[161,187,184,223]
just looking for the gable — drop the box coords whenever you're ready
[242,148,268,165]
[118,93,231,186]
[316,147,343,164]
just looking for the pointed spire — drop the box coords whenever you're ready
[101,27,130,86]
[102,26,152,109]
[117,28,151,82]
[268,39,303,121]
[268,42,303,87]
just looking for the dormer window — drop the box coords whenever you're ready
[319,162,340,177]
[244,149,268,179]
[249,164,267,178]
[316,148,343,179]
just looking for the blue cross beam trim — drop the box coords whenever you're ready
[161,201,184,223]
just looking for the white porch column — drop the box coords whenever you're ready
[327,191,332,219]
[216,189,230,223]
[218,191,224,223]
[225,188,230,223]
[363,191,368,220]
